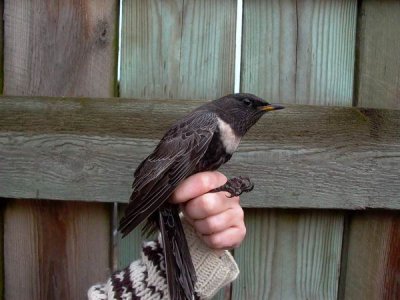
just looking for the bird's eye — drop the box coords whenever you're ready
[243,98,252,106]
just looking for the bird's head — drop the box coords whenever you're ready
[212,93,284,135]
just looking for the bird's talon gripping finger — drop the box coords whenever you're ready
[209,176,254,197]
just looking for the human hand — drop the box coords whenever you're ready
[171,171,246,250]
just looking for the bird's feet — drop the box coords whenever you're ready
[210,176,254,198]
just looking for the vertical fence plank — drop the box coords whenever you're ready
[0,0,3,95]
[4,0,117,97]
[120,0,236,100]
[341,211,400,300]
[342,3,400,297]
[3,1,118,299]
[0,1,4,298]
[241,0,297,102]
[241,0,357,105]
[119,1,236,299]
[234,1,357,298]
[4,200,111,300]
[356,1,400,109]
[233,210,343,299]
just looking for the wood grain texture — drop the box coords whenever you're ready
[356,1,400,109]
[239,3,357,297]
[241,0,357,105]
[120,0,236,99]
[4,200,111,300]
[118,0,236,281]
[340,4,400,297]
[0,96,399,209]
[3,1,118,298]
[0,0,3,95]
[340,211,400,300]
[232,209,343,299]
[4,0,118,97]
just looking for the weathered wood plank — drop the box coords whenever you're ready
[232,209,343,299]
[3,1,118,298]
[338,5,400,296]
[356,1,400,109]
[238,3,357,298]
[4,0,118,97]
[0,1,4,297]
[118,0,237,288]
[0,96,399,209]
[4,200,111,300]
[241,0,357,105]
[0,0,3,95]
[120,0,236,99]
[340,211,400,300]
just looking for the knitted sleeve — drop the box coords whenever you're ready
[88,220,240,300]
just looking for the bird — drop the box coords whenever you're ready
[119,93,284,300]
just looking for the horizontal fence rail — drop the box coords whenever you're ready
[1,96,399,210]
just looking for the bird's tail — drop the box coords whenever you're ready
[158,204,197,300]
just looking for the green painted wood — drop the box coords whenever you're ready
[241,0,357,105]
[340,211,400,300]
[235,2,358,298]
[233,209,343,299]
[120,0,236,99]
[1,96,400,209]
[356,0,400,109]
[212,286,230,300]
[118,0,237,285]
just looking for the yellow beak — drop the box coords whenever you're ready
[258,104,285,111]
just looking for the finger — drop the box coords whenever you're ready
[183,192,239,220]
[202,225,246,250]
[193,206,244,235]
[170,171,227,204]
[181,205,195,227]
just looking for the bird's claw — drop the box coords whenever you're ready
[209,176,254,197]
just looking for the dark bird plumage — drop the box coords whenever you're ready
[119,93,284,299]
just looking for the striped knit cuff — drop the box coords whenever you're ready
[88,220,240,300]
[181,220,240,299]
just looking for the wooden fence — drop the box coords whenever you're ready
[0,0,399,299]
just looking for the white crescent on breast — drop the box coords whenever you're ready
[216,117,241,154]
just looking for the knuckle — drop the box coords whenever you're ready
[204,218,218,233]
[214,171,227,184]
[208,234,222,248]
[183,201,196,218]
[198,194,215,214]
[230,227,246,249]
[200,174,213,191]
[202,171,227,190]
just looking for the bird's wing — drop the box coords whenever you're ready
[119,111,218,235]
